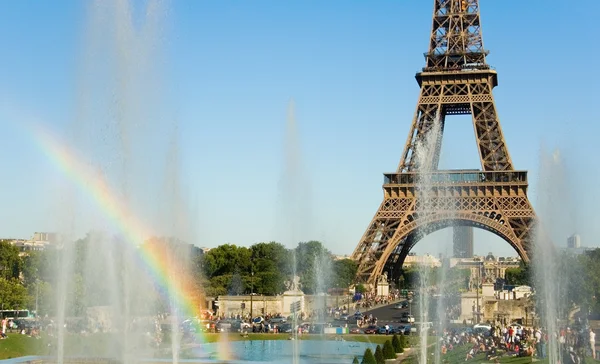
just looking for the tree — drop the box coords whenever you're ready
[355,284,366,294]
[229,271,244,295]
[250,242,291,295]
[331,259,358,289]
[392,334,403,353]
[399,333,408,349]
[203,244,251,278]
[383,340,396,359]
[504,264,531,286]
[0,278,28,310]
[27,280,54,316]
[361,348,376,364]
[374,345,385,364]
[0,240,22,280]
[67,273,86,316]
[353,357,359,364]
[295,241,333,294]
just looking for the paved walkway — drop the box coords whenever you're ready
[359,299,402,314]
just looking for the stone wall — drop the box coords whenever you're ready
[216,294,351,318]
[216,295,284,317]
[482,298,528,324]
[460,293,483,324]
[303,295,352,313]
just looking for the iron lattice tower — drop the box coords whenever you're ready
[351,0,537,285]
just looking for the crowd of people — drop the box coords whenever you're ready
[353,291,401,310]
[436,322,598,363]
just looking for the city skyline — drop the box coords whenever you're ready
[1,1,598,257]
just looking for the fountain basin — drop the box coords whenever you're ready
[0,340,378,364]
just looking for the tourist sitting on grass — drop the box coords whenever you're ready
[563,346,581,364]
[486,343,498,361]
[465,345,477,361]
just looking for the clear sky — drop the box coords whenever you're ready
[1,0,598,258]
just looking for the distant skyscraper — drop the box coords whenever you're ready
[567,234,581,249]
[453,226,474,258]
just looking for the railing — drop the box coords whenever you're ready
[383,170,528,185]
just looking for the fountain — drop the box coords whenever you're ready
[433,251,449,364]
[44,0,202,362]
[411,120,444,364]
[276,98,311,363]
[532,147,575,362]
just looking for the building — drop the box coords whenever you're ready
[32,232,58,243]
[450,254,521,285]
[402,254,441,268]
[453,226,474,258]
[567,234,581,249]
[4,232,59,255]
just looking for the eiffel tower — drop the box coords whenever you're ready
[351,0,537,285]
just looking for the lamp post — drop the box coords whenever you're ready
[250,271,254,319]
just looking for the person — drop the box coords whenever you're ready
[590,328,596,359]
[1,318,6,339]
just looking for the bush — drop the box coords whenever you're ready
[361,348,377,364]
[353,356,359,364]
[374,345,385,364]
[392,334,403,353]
[399,333,408,348]
[383,340,396,359]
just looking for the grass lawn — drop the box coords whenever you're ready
[401,343,600,364]
[0,334,49,359]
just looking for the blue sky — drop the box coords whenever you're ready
[1,0,598,257]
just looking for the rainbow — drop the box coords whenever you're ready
[28,122,233,360]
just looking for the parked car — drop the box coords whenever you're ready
[400,314,415,323]
[349,324,362,334]
[278,323,293,333]
[394,301,409,309]
[269,316,286,324]
[397,324,411,335]
[364,325,379,334]
[231,320,251,331]
[215,320,232,333]
[377,325,396,335]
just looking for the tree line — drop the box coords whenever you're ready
[0,238,358,316]
[504,249,600,317]
[200,240,358,296]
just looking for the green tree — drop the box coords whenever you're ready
[0,278,28,309]
[250,242,291,294]
[203,244,251,278]
[355,284,366,294]
[374,345,385,364]
[399,333,408,349]
[22,251,42,287]
[27,280,54,316]
[352,357,359,364]
[361,348,376,364]
[206,275,233,296]
[504,264,531,286]
[295,241,332,294]
[68,273,86,316]
[383,340,396,359]
[392,334,403,353]
[332,259,358,289]
[0,240,22,280]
